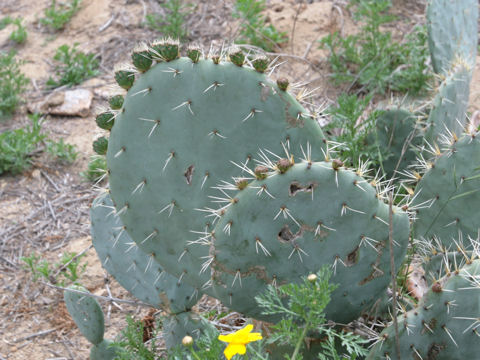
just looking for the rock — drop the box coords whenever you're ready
[28,89,93,117]
[49,89,93,117]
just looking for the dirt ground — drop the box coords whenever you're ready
[0,0,479,359]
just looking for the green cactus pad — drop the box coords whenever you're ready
[426,63,472,143]
[162,312,207,349]
[64,285,105,346]
[207,160,410,323]
[93,137,108,155]
[427,0,478,74]
[91,194,200,313]
[90,339,119,360]
[367,260,480,359]
[369,109,422,178]
[411,133,480,249]
[107,56,326,293]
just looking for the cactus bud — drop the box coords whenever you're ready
[211,54,221,64]
[252,56,269,73]
[236,178,249,190]
[277,77,289,91]
[151,39,179,62]
[254,165,269,180]
[96,112,115,131]
[187,46,202,63]
[93,136,108,155]
[182,335,194,347]
[114,68,135,90]
[109,95,124,110]
[131,44,153,72]
[276,158,293,173]
[229,47,245,66]
[332,159,344,171]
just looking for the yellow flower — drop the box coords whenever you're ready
[218,324,262,360]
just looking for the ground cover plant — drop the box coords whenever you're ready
[46,43,99,87]
[232,0,288,51]
[0,114,78,175]
[0,50,29,117]
[40,0,81,31]
[320,0,432,95]
[145,0,193,40]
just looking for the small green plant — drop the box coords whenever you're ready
[323,93,382,169]
[0,51,29,117]
[232,0,288,52]
[256,267,367,359]
[40,0,81,30]
[145,0,193,40]
[171,267,367,360]
[320,0,431,95]
[46,138,78,164]
[9,18,27,44]
[0,16,12,30]
[46,43,99,88]
[111,316,159,360]
[0,114,78,175]
[0,114,45,174]
[80,155,107,182]
[21,250,86,286]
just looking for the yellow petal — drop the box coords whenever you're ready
[224,343,247,360]
[218,333,236,343]
[247,332,263,342]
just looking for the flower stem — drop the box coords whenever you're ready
[190,349,202,360]
[291,322,309,360]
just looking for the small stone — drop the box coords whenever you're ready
[48,89,93,117]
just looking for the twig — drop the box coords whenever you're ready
[14,328,57,342]
[99,14,116,32]
[290,1,303,54]
[42,281,155,308]
[389,193,401,360]
[52,244,93,279]
[41,171,60,192]
[0,255,18,268]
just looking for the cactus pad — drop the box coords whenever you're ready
[204,159,410,323]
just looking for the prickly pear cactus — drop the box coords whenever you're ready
[426,62,472,143]
[426,0,478,75]
[105,43,326,293]
[369,108,422,178]
[202,156,410,323]
[91,194,200,313]
[64,285,118,360]
[410,131,480,249]
[367,259,480,359]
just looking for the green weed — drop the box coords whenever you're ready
[40,0,81,31]
[0,51,29,117]
[0,114,78,175]
[233,0,288,52]
[320,0,431,95]
[170,267,367,359]
[80,155,107,182]
[20,250,86,286]
[46,138,78,164]
[111,316,159,360]
[46,44,99,88]
[323,93,382,169]
[0,114,45,175]
[0,16,13,30]
[9,18,28,44]
[145,0,193,40]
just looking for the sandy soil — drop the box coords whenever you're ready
[0,0,479,359]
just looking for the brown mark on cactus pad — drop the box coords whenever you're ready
[289,181,318,196]
[345,246,360,266]
[277,224,303,243]
[184,165,195,185]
